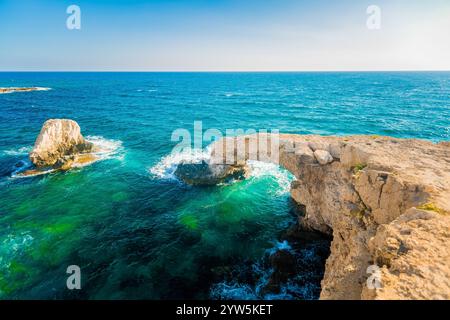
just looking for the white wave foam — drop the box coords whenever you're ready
[11,168,55,179]
[10,158,57,178]
[3,146,32,156]
[2,232,33,248]
[34,87,51,91]
[210,283,257,300]
[247,160,294,195]
[149,148,210,180]
[210,240,321,300]
[136,89,157,93]
[224,92,245,97]
[10,159,33,177]
[211,276,314,300]
[149,149,294,192]
[1,232,33,255]
[86,135,124,162]
[266,240,292,255]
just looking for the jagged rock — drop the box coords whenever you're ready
[270,250,297,277]
[54,156,75,171]
[363,208,450,300]
[29,119,93,168]
[314,149,334,165]
[260,249,297,296]
[294,142,317,164]
[209,133,450,300]
[174,160,249,185]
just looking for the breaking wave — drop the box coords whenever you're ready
[149,148,211,180]
[247,161,294,196]
[149,147,294,195]
[3,146,32,156]
[0,232,34,269]
[210,240,329,300]
[85,135,124,162]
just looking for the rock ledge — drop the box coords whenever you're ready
[209,134,450,300]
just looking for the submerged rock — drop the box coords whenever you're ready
[29,119,93,168]
[260,249,297,296]
[174,160,249,185]
[270,250,297,275]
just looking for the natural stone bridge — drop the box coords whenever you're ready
[208,134,450,300]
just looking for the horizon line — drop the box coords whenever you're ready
[1,70,450,73]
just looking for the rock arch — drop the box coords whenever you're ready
[209,134,450,300]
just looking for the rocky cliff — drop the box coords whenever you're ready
[210,134,450,300]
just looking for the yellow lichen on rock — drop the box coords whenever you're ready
[417,203,448,215]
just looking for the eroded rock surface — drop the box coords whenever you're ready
[210,134,450,300]
[314,150,333,165]
[29,119,94,168]
[175,160,249,185]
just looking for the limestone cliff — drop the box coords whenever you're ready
[210,134,450,300]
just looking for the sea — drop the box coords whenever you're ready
[0,72,449,299]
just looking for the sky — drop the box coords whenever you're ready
[1,0,450,71]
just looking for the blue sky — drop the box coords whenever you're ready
[1,0,449,71]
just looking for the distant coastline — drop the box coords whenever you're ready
[1,70,450,73]
[0,87,51,94]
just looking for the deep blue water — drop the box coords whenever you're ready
[0,72,449,299]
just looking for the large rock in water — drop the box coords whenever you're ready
[174,160,248,185]
[29,119,93,168]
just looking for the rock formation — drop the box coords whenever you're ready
[0,87,50,94]
[175,160,248,185]
[209,134,450,300]
[29,119,94,169]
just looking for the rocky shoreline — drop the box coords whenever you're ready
[209,134,450,300]
[210,221,332,300]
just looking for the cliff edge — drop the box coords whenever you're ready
[210,134,450,300]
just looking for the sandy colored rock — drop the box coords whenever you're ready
[362,208,450,300]
[29,119,93,168]
[0,87,50,94]
[314,149,334,165]
[73,153,99,166]
[210,133,450,300]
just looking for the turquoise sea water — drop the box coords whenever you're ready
[0,72,449,299]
